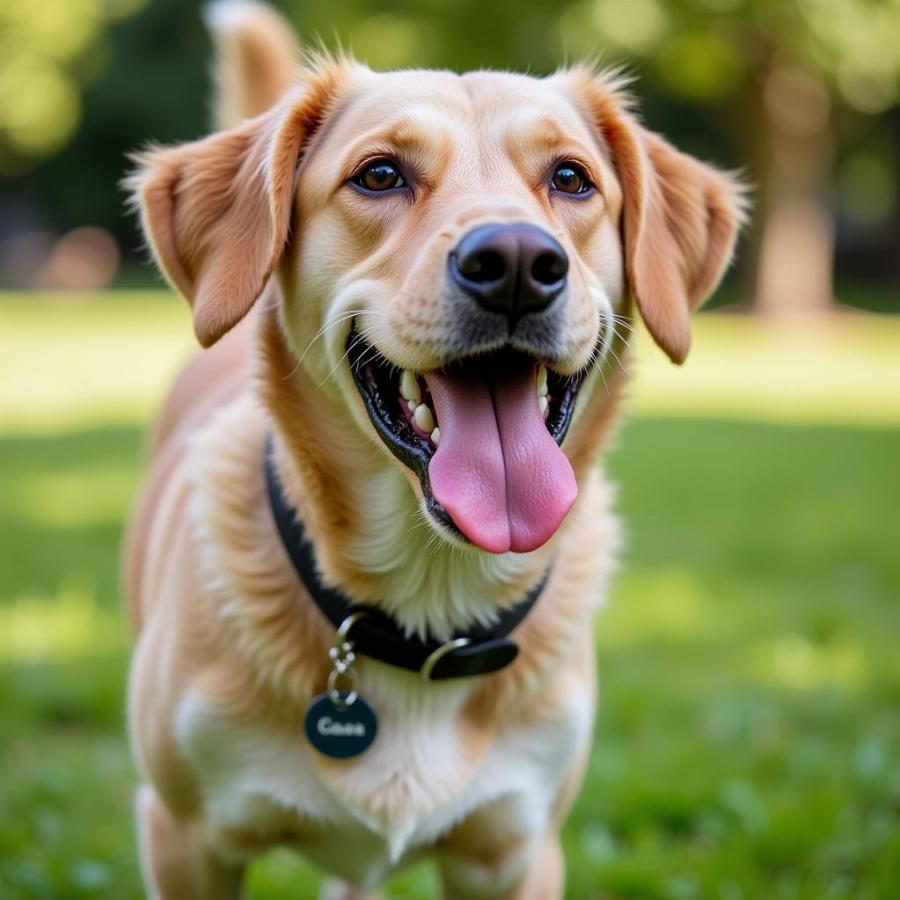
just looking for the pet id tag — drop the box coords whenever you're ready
[305,611,378,759]
[305,691,377,758]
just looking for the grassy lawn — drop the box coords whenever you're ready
[1,293,898,899]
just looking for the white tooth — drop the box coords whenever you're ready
[400,370,420,402]
[414,403,435,433]
[407,399,418,412]
[431,427,441,446]
[537,365,548,397]
[538,395,549,415]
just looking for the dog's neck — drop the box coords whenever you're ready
[254,304,552,642]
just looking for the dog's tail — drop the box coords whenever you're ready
[204,0,300,129]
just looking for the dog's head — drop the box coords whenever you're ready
[130,57,745,556]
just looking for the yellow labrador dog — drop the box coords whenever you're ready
[125,2,744,897]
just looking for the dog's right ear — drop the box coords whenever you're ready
[564,65,747,364]
[128,60,348,347]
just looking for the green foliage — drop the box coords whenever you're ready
[2,0,212,244]
[559,0,900,112]
[0,0,148,173]
[1,296,898,898]
[2,0,898,289]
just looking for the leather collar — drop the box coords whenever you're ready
[264,437,548,680]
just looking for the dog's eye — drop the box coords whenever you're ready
[353,159,406,192]
[551,163,593,196]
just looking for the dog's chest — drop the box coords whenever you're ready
[175,666,591,885]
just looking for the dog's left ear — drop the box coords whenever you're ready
[128,61,349,347]
[570,69,747,363]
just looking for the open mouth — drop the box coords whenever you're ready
[348,329,585,554]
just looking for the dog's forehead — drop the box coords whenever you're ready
[324,67,597,151]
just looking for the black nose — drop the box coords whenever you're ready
[449,223,568,325]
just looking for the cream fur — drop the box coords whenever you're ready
[124,3,744,898]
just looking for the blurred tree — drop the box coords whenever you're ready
[0,0,150,175]
[559,0,900,315]
[0,0,211,270]
[2,0,898,306]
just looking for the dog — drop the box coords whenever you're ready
[124,2,745,897]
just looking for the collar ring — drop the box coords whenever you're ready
[420,637,472,682]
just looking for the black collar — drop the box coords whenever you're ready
[264,437,548,680]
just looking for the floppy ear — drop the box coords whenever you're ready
[579,71,747,363]
[128,62,346,347]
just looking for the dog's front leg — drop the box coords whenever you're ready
[136,785,245,900]
[437,830,564,900]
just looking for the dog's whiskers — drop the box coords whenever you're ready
[298,311,357,360]
[318,330,387,390]
[608,313,635,333]
[605,327,629,377]
[283,310,365,382]
[316,331,367,390]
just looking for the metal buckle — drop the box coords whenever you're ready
[420,637,471,681]
[327,610,369,708]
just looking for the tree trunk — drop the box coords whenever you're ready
[748,66,837,316]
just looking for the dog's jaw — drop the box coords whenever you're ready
[347,329,590,554]
[256,301,555,641]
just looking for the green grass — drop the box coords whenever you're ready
[1,294,899,899]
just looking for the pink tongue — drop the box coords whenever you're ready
[426,365,577,554]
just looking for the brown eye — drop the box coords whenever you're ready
[354,159,406,192]
[551,163,592,195]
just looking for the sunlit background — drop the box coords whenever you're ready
[1,0,898,897]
